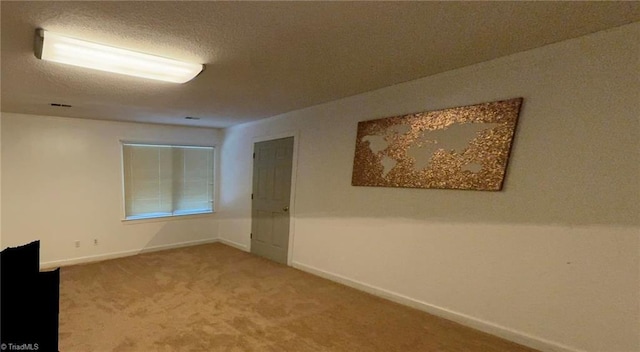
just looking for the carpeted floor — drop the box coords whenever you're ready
[59,243,538,352]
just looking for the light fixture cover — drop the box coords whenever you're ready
[34,29,204,84]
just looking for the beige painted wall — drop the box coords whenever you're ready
[1,113,221,266]
[219,23,640,352]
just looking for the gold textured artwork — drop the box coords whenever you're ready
[351,98,523,191]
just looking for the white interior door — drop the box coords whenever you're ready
[250,137,294,264]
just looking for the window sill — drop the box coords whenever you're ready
[121,211,215,224]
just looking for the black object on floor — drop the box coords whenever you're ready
[1,240,59,352]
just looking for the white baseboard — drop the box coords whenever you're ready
[291,261,583,352]
[218,237,249,251]
[40,238,219,269]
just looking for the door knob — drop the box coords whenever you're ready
[283,206,289,212]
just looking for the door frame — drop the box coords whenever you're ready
[250,130,299,266]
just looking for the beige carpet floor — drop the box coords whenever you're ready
[59,243,539,352]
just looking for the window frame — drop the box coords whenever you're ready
[120,141,217,222]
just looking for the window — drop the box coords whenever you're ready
[122,143,214,220]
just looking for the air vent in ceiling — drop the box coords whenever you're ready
[50,103,72,107]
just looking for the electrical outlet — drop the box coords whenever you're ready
[94,239,98,246]
[75,241,80,248]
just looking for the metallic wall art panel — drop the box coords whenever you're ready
[352,98,523,191]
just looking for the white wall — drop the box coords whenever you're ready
[219,23,640,352]
[1,113,221,266]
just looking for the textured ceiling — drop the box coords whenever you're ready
[2,1,639,128]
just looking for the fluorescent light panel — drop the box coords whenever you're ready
[35,30,203,83]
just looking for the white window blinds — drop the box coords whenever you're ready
[122,144,214,220]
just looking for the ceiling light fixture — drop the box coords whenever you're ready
[34,29,204,84]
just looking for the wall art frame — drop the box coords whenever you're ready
[351,98,523,191]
